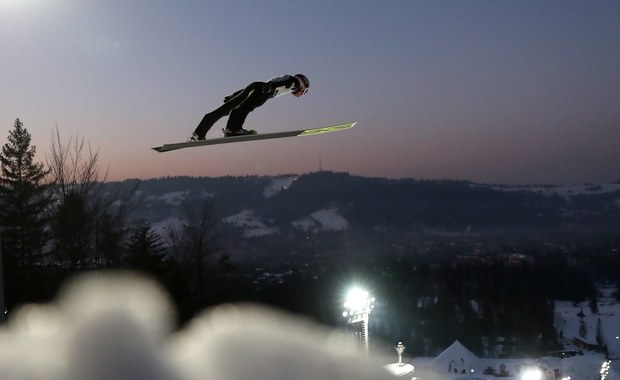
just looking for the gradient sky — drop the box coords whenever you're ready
[2,0,619,184]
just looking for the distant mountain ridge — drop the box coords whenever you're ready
[109,172,620,241]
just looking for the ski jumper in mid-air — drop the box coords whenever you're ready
[189,74,310,141]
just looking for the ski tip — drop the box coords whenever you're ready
[152,146,163,153]
[299,122,358,137]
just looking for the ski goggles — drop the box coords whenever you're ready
[293,86,309,96]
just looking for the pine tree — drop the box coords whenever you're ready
[589,294,600,315]
[596,317,606,352]
[125,221,167,275]
[579,315,587,339]
[0,119,50,266]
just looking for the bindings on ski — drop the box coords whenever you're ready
[188,132,205,142]
[223,128,257,137]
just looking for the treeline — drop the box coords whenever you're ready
[0,119,232,322]
[370,255,594,357]
[243,246,603,358]
[221,219,620,357]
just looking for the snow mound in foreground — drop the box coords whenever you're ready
[0,272,393,380]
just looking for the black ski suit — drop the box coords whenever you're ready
[193,75,301,139]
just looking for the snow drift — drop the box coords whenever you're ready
[0,272,394,380]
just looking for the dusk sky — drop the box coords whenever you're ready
[2,0,619,184]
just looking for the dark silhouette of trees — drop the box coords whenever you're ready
[0,119,50,266]
[596,317,606,352]
[166,199,225,309]
[51,191,92,269]
[124,221,167,275]
[46,128,137,270]
[589,293,600,315]
[0,119,53,309]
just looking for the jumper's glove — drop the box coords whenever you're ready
[261,82,272,94]
[223,89,243,103]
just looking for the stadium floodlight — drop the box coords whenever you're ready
[342,286,375,353]
[521,368,543,380]
[342,287,375,322]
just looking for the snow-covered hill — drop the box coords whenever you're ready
[477,183,620,199]
[118,172,620,241]
[154,176,352,238]
[222,206,350,237]
[262,175,297,198]
[555,285,620,357]
[223,210,279,238]
[291,207,349,233]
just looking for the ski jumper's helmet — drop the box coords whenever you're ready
[293,74,310,96]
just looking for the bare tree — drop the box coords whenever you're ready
[46,126,138,270]
[47,126,105,196]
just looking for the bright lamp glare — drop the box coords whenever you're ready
[521,368,542,380]
[344,288,369,311]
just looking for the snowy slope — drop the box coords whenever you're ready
[156,191,189,205]
[222,207,350,237]
[141,186,341,240]
[291,207,349,233]
[221,177,349,237]
[222,210,279,238]
[124,174,619,243]
[478,183,620,198]
[555,285,620,357]
[406,287,620,380]
[262,175,297,198]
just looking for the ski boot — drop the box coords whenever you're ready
[223,128,257,137]
[188,132,205,142]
